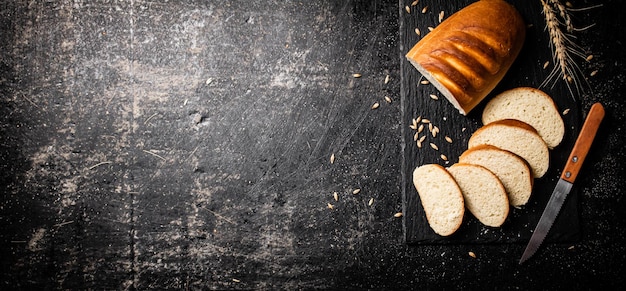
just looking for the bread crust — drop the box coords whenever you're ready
[406,0,526,115]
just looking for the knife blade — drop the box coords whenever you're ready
[519,102,605,264]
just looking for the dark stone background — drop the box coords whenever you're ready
[1,0,624,289]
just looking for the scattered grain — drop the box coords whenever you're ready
[429,94,439,100]
[394,212,403,218]
[440,154,448,161]
[368,198,374,206]
[420,80,430,85]
[428,123,433,133]
[415,27,421,36]
[568,245,575,250]
[562,108,570,115]
[469,251,477,258]
[330,153,335,164]
[438,11,444,23]
[384,74,390,84]
[333,191,339,201]
[445,136,453,143]
[427,26,434,32]
[327,203,334,209]
[352,189,361,195]
[590,70,598,77]
[413,132,420,141]
[543,61,550,69]
[417,140,422,148]
[421,118,430,123]
[419,135,426,143]
[430,143,438,150]
[421,6,428,13]
[405,5,411,13]
[232,279,241,283]
[415,116,422,124]
[462,127,466,132]
[352,73,362,78]
[385,96,392,103]
[418,124,424,133]
[586,54,593,62]
[371,102,380,110]
[411,0,419,6]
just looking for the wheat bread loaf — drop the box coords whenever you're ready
[468,119,550,178]
[447,163,509,227]
[482,87,565,149]
[459,145,534,207]
[405,0,526,115]
[412,164,465,236]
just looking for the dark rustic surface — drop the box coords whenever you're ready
[1,0,624,290]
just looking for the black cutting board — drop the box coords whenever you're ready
[400,0,583,244]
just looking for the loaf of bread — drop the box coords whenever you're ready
[412,164,465,236]
[447,163,509,227]
[459,145,534,207]
[468,119,550,178]
[405,0,526,115]
[482,87,565,149]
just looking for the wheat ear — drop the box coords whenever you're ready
[540,0,588,99]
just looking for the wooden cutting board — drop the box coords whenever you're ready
[400,0,583,244]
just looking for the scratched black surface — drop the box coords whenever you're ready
[0,0,624,290]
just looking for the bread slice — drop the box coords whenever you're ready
[468,119,549,178]
[447,163,509,227]
[412,164,465,236]
[459,145,534,207]
[482,87,565,149]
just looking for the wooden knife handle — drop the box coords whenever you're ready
[561,103,605,183]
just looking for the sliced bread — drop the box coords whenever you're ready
[447,163,509,227]
[482,87,565,149]
[468,119,549,178]
[459,145,534,207]
[412,164,465,236]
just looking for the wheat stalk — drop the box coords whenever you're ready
[539,0,589,99]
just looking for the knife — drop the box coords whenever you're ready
[519,102,605,264]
